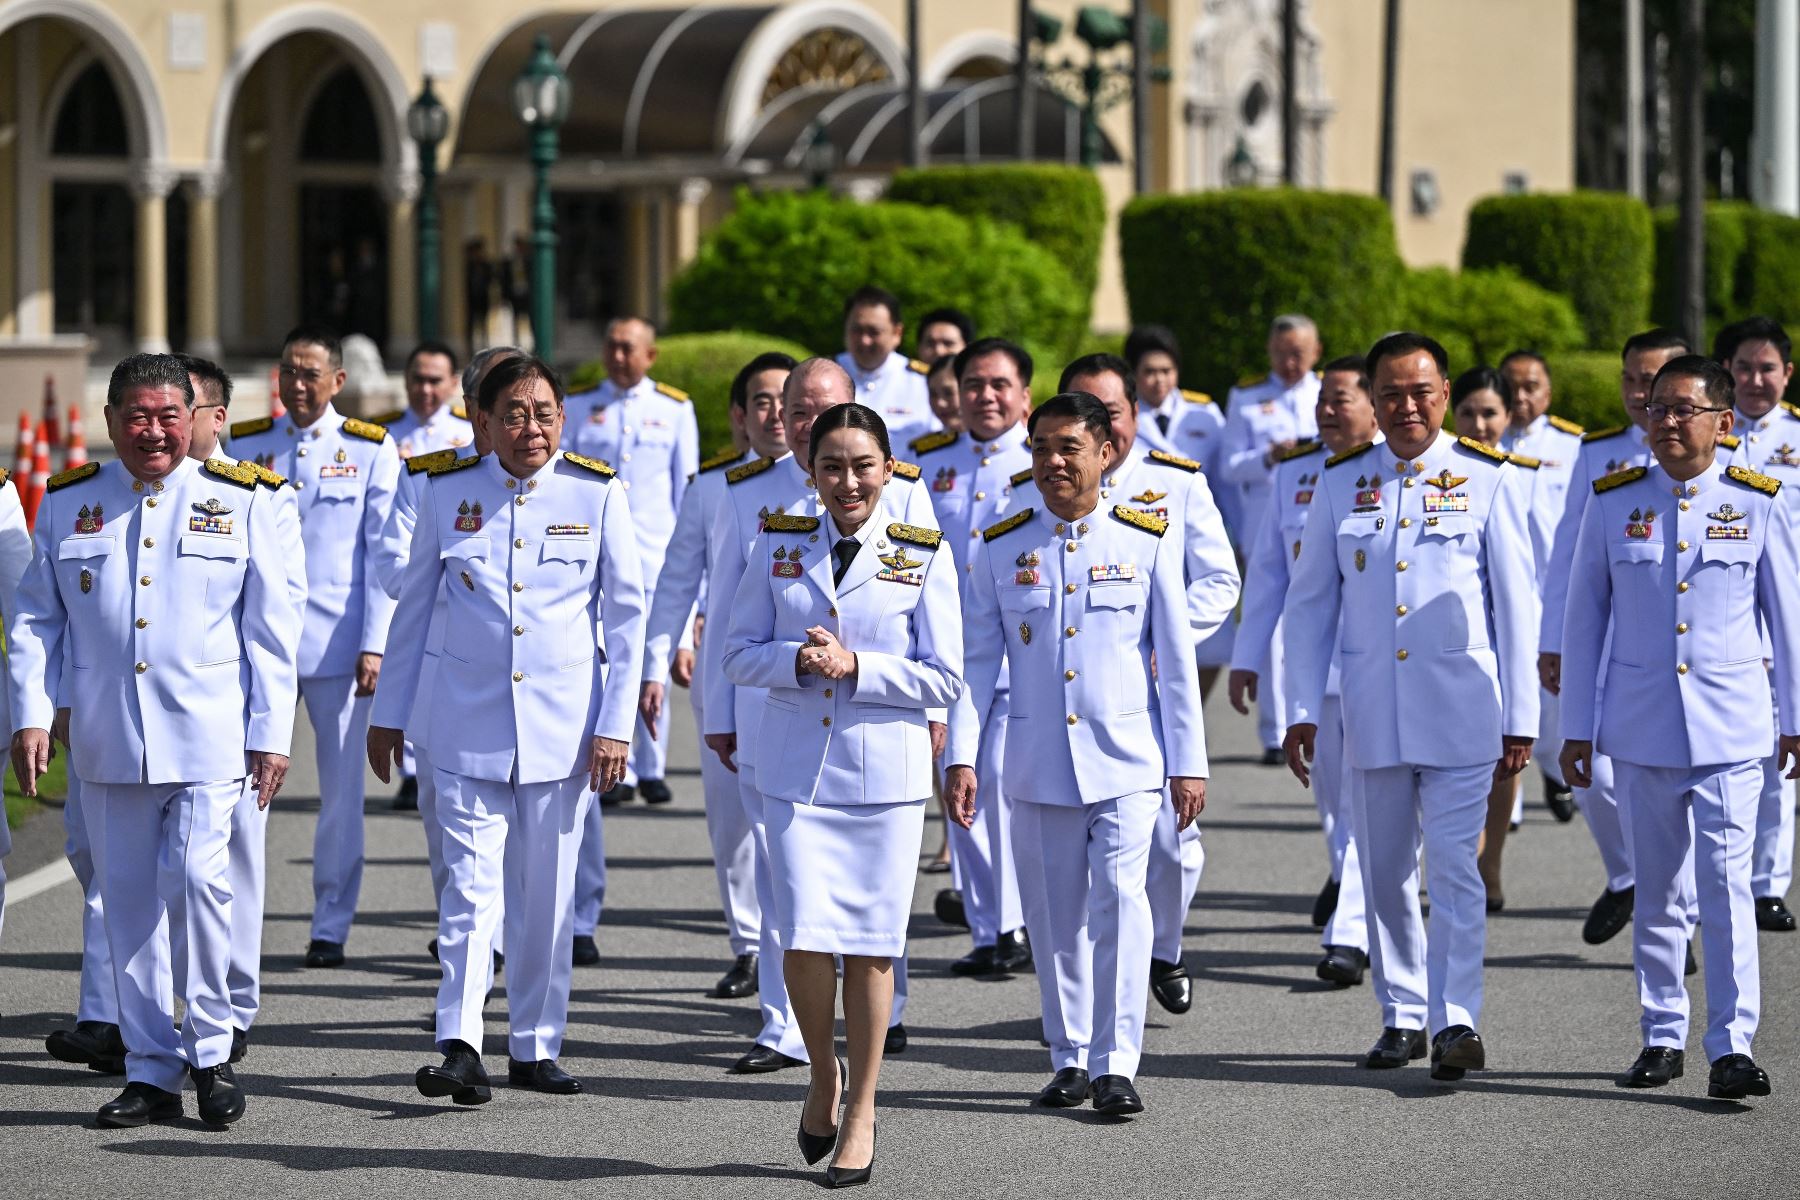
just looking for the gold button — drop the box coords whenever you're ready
[1679,501,1690,511]
[152,482,163,492]
[146,498,157,508]
[1065,626,1077,637]
[513,582,524,592]
[1678,581,1690,593]
[1065,584,1077,595]
[139,575,151,586]
[1394,460,1407,472]
[1677,623,1688,634]
[1066,714,1078,725]
[1677,663,1689,675]
[1055,523,1066,535]
[827,607,837,617]
[821,717,832,727]
[514,538,525,549]
[622,454,632,464]
[135,618,148,629]
[1399,518,1412,529]
[132,481,144,493]
[823,688,834,698]
[981,457,991,467]
[515,495,526,505]
[513,625,524,636]
[1403,478,1415,488]
[1065,669,1076,680]
[1678,540,1690,551]
[1396,649,1409,661]
[143,537,154,548]
[1066,541,1077,552]
[512,671,524,682]
[297,448,308,458]
[134,662,147,674]
[294,481,304,490]
[1396,561,1408,572]
[974,491,986,501]
[506,478,516,489]
[970,529,979,538]
[1396,605,1408,616]
[528,479,538,491]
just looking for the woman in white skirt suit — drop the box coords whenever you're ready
[722,403,963,1187]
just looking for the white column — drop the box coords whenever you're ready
[130,165,176,354]
[675,177,711,269]
[382,167,420,357]
[186,168,226,361]
[1753,0,1799,214]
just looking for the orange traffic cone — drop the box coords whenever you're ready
[65,400,87,468]
[24,419,49,530]
[269,366,286,420]
[12,411,34,520]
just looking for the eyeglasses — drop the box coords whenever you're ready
[497,407,561,431]
[1645,403,1731,423]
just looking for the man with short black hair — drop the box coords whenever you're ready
[838,286,935,447]
[916,307,974,364]
[380,341,472,460]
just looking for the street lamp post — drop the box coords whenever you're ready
[511,33,570,363]
[406,76,449,342]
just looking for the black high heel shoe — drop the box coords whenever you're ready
[797,1057,845,1166]
[825,1123,876,1189]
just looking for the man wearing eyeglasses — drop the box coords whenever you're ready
[227,326,401,970]
[1560,355,1800,1100]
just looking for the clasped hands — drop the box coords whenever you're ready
[796,626,855,680]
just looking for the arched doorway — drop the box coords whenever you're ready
[48,59,135,355]
[297,65,389,348]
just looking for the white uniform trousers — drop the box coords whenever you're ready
[416,746,449,909]
[1575,752,1635,892]
[739,774,809,1060]
[1538,687,1565,789]
[1616,758,1763,1059]
[1013,790,1160,1080]
[63,776,120,1024]
[87,779,241,1092]
[1353,762,1493,1033]
[1256,616,1287,752]
[627,690,673,784]
[299,673,372,944]
[693,680,760,956]
[1316,696,1369,953]
[1147,800,1204,964]
[1752,709,1795,900]
[434,769,590,1060]
[945,692,1023,948]
[573,799,608,938]
[226,783,268,1031]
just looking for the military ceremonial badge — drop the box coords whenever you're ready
[455,500,483,532]
[1014,568,1040,585]
[1294,472,1317,506]
[546,523,591,537]
[190,497,234,535]
[335,449,348,464]
[1354,549,1366,572]
[932,466,957,494]
[1131,489,1167,506]
[1353,474,1382,510]
[1090,564,1137,582]
[1625,507,1656,539]
[1426,469,1467,491]
[79,568,93,594]
[877,548,925,585]
[772,545,803,579]
[1770,444,1800,468]
[1018,622,1032,645]
[1709,502,1746,523]
[460,570,475,591]
[74,503,103,533]
[1708,523,1750,541]
[320,462,359,479]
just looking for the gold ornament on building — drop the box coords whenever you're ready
[762,28,890,104]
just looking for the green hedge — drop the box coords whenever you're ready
[1462,192,1654,350]
[569,330,814,459]
[1542,350,1625,432]
[1650,203,1800,365]
[1400,266,1585,373]
[1119,190,1405,400]
[668,189,1086,365]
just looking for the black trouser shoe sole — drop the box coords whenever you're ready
[416,1067,491,1105]
[96,1097,183,1127]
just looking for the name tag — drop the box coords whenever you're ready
[546,524,591,537]
[1422,493,1469,513]
[1090,564,1136,583]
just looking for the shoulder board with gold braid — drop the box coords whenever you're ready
[1727,464,1782,496]
[654,381,690,403]
[1721,434,1742,451]
[369,409,406,425]
[46,462,98,492]
[1456,436,1509,464]
[247,462,289,489]
[1235,372,1265,389]
[563,453,617,480]
[1593,465,1646,494]
[764,513,819,533]
[1010,467,1034,488]
[1275,439,1324,464]
[908,430,960,456]
[1782,400,1800,421]
[1507,453,1542,470]
[1582,424,1628,443]
[1324,440,1375,469]
[0,467,11,489]
[727,456,776,485]
[340,417,387,443]
[1547,415,1586,436]
[1112,504,1167,537]
[889,522,941,549]
[1148,449,1201,473]
[204,458,258,490]
[230,417,273,439]
[1180,388,1214,406]
[405,448,459,475]
[451,402,468,420]
[697,448,748,475]
[426,453,482,477]
[892,460,921,481]
[907,359,930,375]
[983,509,1034,542]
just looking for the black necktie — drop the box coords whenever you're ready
[833,537,860,585]
[1156,412,1171,436]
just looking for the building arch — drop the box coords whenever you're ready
[718,1,907,149]
[0,0,169,166]
[923,30,1015,87]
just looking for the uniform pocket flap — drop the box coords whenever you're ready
[1608,540,1664,565]
[1699,538,1757,564]
[998,586,1051,612]
[540,537,594,564]
[1086,582,1145,609]
[178,533,246,559]
[440,536,490,562]
[1417,514,1474,539]
[57,536,115,560]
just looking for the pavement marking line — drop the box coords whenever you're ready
[7,857,75,903]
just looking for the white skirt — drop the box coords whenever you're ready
[766,797,926,957]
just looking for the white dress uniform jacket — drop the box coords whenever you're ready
[1540,424,1653,653]
[1501,413,1583,517]
[567,375,699,581]
[1220,371,1322,542]
[908,426,1033,576]
[837,352,936,449]
[1137,389,1236,534]
[1101,446,1240,637]
[1728,402,1800,480]
[381,403,474,460]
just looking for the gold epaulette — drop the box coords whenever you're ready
[425,453,481,477]
[369,409,406,425]
[1727,464,1782,496]
[1547,415,1586,436]
[726,456,776,485]
[46,462,98,492]
[907,358,930,375]
[405,449,459,475]
[1508,454,1542,470]
[892,461,921,481]
[230,417,273,439]
[1325,441,1375,469]
[563,453,617,480]
[340,418,387,443]
[1582,425,1628,443]
[654,381,690,402]
[204,458,258,490]
[1593,466,1647,494]
[1721,434,1742,451]
[1148,450,1201,473]
[451,403,468,420]
[909,430,960,456]
[1275,440,1324,464]
[0,467,11,488]
[247,462,288,489]
[1180,388,1213,405]
[697,448,748,475]
[1010,467,1035,488]
[1782,400,1800,421]
[1112,505,1168,537]
[888,522,941,549]
[1235,372,1265,389]
[983,509,1033,542]
[764,513,819,533]
[1457,436,1509,463]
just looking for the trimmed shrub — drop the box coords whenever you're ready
[569,330,814,458]
[1650,202,1751,338]
[668,188,1086,365]
[1399,266,1585,373]
[1462,191,1654,350]
[1543,350,1625,432]
[1119,190,1405,400]
[1740,209,1800,330]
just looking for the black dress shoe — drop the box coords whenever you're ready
[1544,774,1576,822]
[1316,945,1368,987]
[508,1058,582,1094]
[1260,747,1285,766]
[428,937,439,962]
[305,939,345,968]
[229,1028,248,1064]
[598,782,636,807]
[884,1024,908,1055]
[639,778,673,805]
[1618,1046,1685,1088]
[416,1039,492,1105]
[950,944,999,977]
[933,888,967,928]
[1034,1066,1090,1107]
[712,953,759,998]
[191,1063,246,1125]
[731,1043,805,1074]
[799,1057,845,1165]
[1686,940,1699,976]
[1430,1026,1485,1081]
[1486,894,1506,914]
[1149,958,1192,1013]
[1311,877,1341,928]
[1089,1074,1144,1116]
[571,935,600,966]
[96,1081,182,1128]
[1582,886,1634,945]
[1708,1053,1773,1100]
[995,928,1032,972]
[825,1124,875,1189]
[393,774,419,811]
[46,1020,126,1074]
[1365,1027,1427,1068]
[1755,896,1797,932]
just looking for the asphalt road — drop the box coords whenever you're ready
[1,690,1795,1200]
